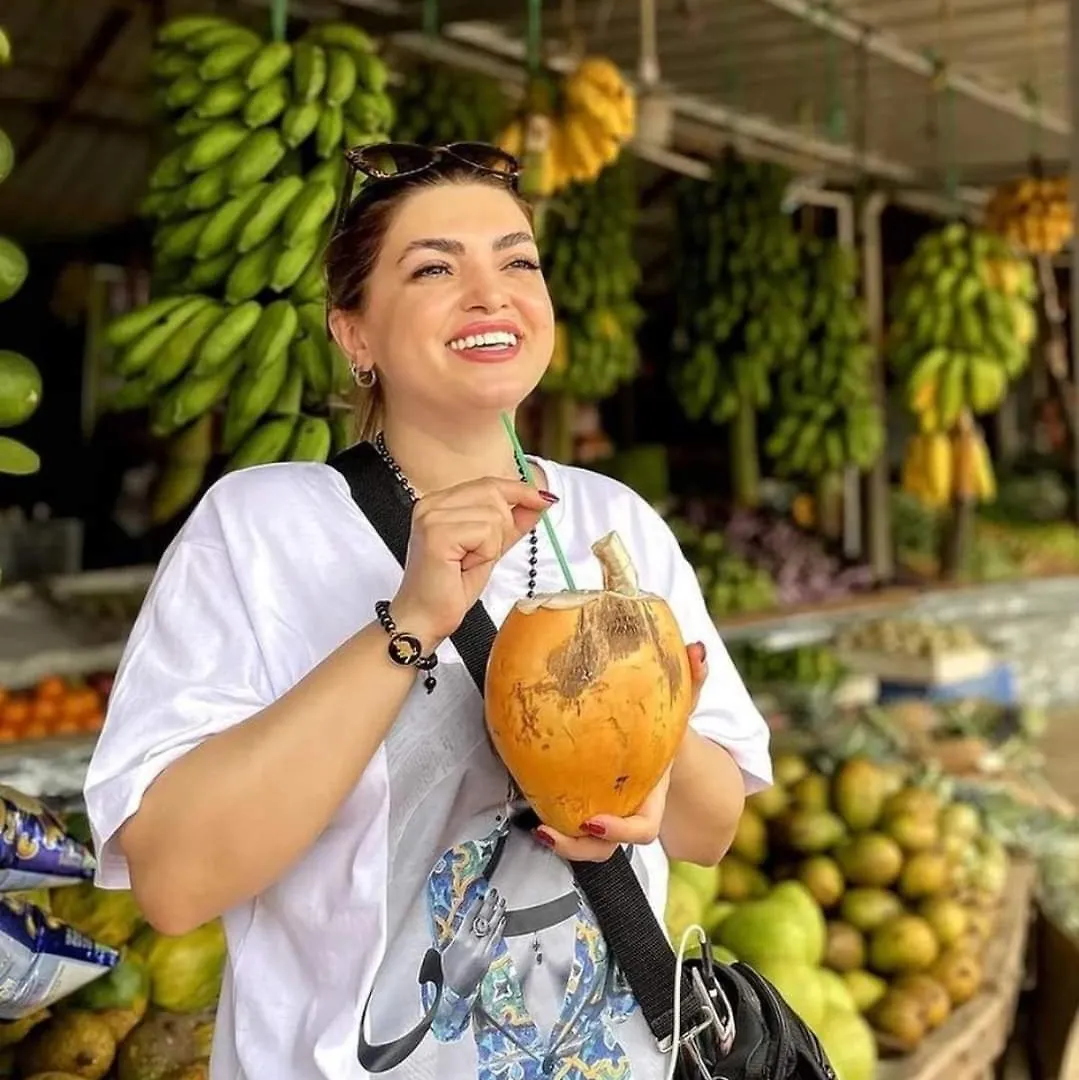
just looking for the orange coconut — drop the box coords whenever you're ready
[484,530,692,836]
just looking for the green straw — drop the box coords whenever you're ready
[500,411,576,590]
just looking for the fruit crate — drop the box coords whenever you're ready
[876,858,1035,1080]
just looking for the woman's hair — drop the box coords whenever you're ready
[325,160,534,443]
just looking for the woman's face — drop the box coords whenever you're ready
[335,180,554,422]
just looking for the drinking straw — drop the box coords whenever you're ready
[500,411,576,590]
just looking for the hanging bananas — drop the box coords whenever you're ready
[671,150,806,424]
[105,12,396,522]
[985,174,1073,256]
[393,60,508,145]
[498,55,636,198]
[540,158,641,399]
[900,415,996,510]
[887,221,1037,433]
[767,238,883,478]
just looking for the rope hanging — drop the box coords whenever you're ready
[270,0,288,43]
[526,0,543,76]
[1023,0,1042,166]
[422,0,439,37]
[819,1,846,141]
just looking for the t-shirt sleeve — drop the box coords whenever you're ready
[647,514,773,794]
[83,530,274,889]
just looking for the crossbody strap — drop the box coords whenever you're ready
[330,441,710,1047]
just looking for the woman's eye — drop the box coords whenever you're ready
[411,263,451,279]
[508,257,541,271]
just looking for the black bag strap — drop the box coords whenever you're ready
[330,441,711,1048]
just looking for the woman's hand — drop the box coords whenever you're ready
[533,641,710,862]
[392,478,556,647]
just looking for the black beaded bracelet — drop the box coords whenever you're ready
[374,600,439,694]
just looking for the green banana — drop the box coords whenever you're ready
[155,210,214,262]
[225,415,298,471]
[281,101,323,148]
[184,251,235,291]
[324,49,358,106]
[106,295,193,348]
[290,257,326,303]
[292,42,328,102]
[281,181,336,247]
[150,459,209,524]
[222,352,290,450]
[308,23,376,54]
[245,42,292,89]
[225,235,281,303]
[196,182,267,259]
[227,128,287,191]
[193,77,248,118]
[185,161,232,209]
[242,76,291,128]
[269,229,323,292]
[144,303,226,389]
[116,295,215,376]
[314,105,345,159]
[270,363,304,414]
[150,353,243,437]
[290,331,332,398]
[184,120,249,173]
[157,15,232,45]
[195,299,264,373]
[245,300,299,369]
[198,39,260,82]
[237,175,306,253]
[286,415,332,462]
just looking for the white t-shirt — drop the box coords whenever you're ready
[83,456,772,1080]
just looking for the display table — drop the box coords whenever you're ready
[877,859,1035,1080]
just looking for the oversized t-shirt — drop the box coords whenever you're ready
[83,456,773,1080]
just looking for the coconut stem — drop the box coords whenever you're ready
[592,531,639,594]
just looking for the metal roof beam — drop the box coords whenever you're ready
[755,0,1069,136]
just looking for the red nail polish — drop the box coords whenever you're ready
[698,642,707,663]
[581,821,606,838]
[534,828,555,848]
[538,489,559,503]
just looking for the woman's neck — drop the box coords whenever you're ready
[378,415,527,496]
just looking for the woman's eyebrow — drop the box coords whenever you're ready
[493,231,534,251]
[397,231,535,264]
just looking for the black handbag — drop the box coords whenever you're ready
[331,441,838,1080]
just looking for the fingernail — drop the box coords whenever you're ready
[581,821,606,838]
[538,490,559,503]
[533,828,555,848]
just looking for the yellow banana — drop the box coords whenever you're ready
[497,118,524,159]
[970,430,997,501]
[925,432,954,506]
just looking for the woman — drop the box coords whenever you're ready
[84,143,773,1080]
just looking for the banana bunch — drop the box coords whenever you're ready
[540,158,641,399]
[887,221,1038,432]
[767,238,883,478]
[103,12,397,522]
[671,151,806,424]
[498,56,635,197]
[142,14,394,299]
[985,173,1073,255]
[0,27,41,478]
[393,60,508,146]
[901,416,996,510]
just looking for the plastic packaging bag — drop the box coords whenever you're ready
[0,894,118,1019]
[0,785,95,891]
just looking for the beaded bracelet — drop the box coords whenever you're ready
[374,600,439,694]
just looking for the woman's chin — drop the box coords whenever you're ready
[458,367,546,414]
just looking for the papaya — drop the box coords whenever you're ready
[484,530,692,836]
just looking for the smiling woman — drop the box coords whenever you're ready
[82,141,772,1080]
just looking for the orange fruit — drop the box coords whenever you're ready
[35,676,66,700]
[1,698,30,727]
[0,725,17,743]
[30,698,59,726]
[52,718,80,737]
[22,720,48,741]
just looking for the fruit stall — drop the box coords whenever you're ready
[1,0,1079,1076]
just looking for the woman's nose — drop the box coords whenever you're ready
[459,268,509,311]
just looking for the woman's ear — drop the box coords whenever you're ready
[328,308,369,370]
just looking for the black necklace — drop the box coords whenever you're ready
[373,432,539,600]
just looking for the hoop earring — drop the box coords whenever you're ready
[353,365,377,389]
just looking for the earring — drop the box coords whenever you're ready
[353,365,377,388]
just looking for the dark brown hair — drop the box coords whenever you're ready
[325,161,534,442]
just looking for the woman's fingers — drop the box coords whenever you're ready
[533,826,618,863]
[687,641,708,713]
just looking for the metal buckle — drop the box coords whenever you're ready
[657,967,737,1057]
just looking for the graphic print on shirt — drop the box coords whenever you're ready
[357,818,637,1079]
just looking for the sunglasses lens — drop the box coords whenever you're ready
[352,142,434,178]
[449,143,519,176]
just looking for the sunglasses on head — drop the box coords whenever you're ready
[330,141,522,240]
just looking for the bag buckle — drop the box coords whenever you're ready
[658,965,737,1058]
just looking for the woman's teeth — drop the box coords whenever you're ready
[448,331,519,351]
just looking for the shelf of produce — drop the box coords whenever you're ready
[0,565,153,690]
[876,858,1036,1080]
